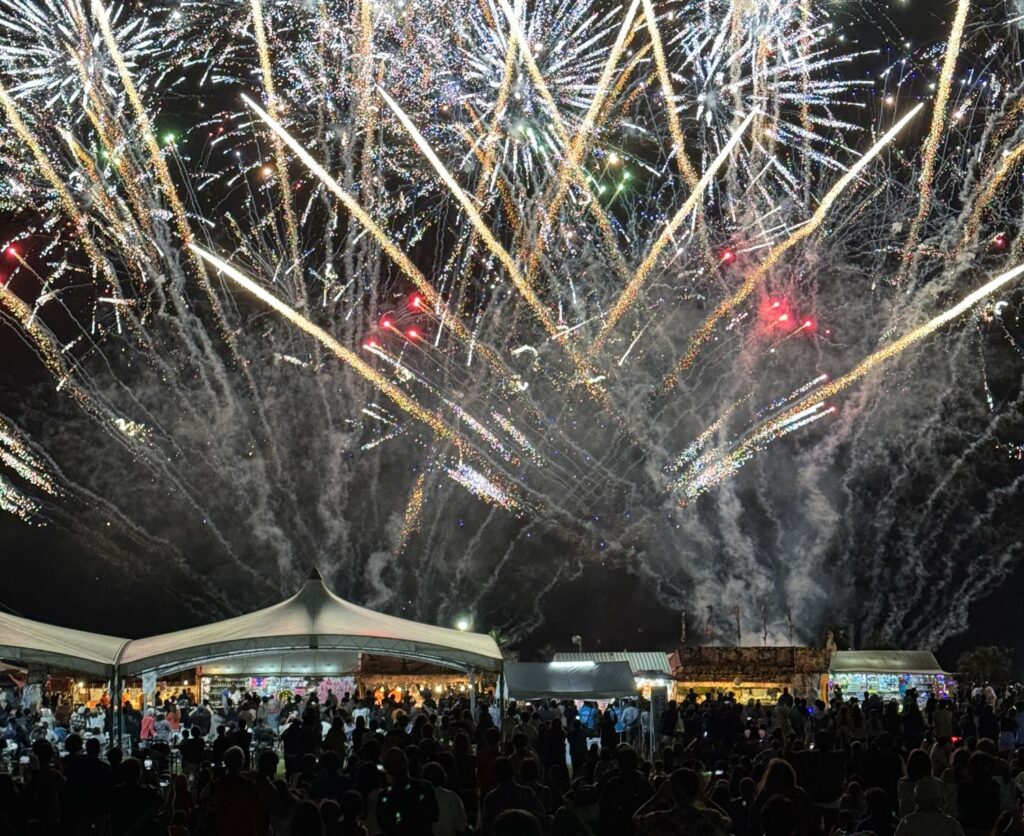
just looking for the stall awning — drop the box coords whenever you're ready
[552,651,672,677]
[0,611,128,679]
[829,651,946,675]
[503,661,637,701]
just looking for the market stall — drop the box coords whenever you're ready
[501,661,637,701]
[827,650,953,703]
[670,646,829,701]
[196,649,359,707]
[552,651,674,699]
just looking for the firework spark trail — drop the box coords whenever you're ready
[659,103,924,393]
[896,0,971,285]
[0,416,60,500]
[355,0,376,211]
[520,0,641,283]
[396,471,426,555]
[189,242,531,511]
[494,0,635,286]
[249,0,304,306]
[799,0,814,203]
[90,3,200,265]
[640,0,717,271]
[669,395,749,471]
[679,262,1024,500]
[775,262,1024,421]
[190,244,454,443]
[378,86,607,394]
[446,5,523,305]
[242,95,517,388]
[676,403,837,504]
[89,0,284,462]
[0,80,123,297]
[446,461,518,511]
[962,140,1024,246]
[589,110,758,356]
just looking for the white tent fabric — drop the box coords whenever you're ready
[829,651,945,675]
[503,661,637,700]
[0,611,128,679]
[118,569,502,676]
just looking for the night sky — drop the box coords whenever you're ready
[1,0,1023,673]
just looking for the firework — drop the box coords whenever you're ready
[0,0,1021,651]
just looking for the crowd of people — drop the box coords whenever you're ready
[1,681,1024,836]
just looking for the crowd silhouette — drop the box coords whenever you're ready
[2,682,1024,836]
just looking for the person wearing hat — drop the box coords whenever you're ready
[894,778,965,836]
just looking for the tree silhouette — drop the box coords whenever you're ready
[956,646,1013,683]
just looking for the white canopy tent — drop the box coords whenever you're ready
[117,569,503,677]
[501,661,637,701]
[0,570,502,682]
[0,611,127,680]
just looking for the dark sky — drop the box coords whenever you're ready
[1,0,1022,674]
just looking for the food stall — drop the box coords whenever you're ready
[195,650,359,709]
[827,650,954,704]
[358,653,493,706]
[670,646,829,701]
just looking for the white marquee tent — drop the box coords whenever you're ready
[117,569,502,676]
[0,569,502,683]
[0,612,127,679]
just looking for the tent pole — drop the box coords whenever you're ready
[498,674,505,737]
[112,671,123,750]
[469,668,477,720]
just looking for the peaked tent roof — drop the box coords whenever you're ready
[118,569,503,676]
[0,611,128,679]
[829,650,946,675]
[502,661,637,700]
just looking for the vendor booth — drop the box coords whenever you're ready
[670,646,828,700]
[552,651,674,698]
[827,650,953,703]
[501,661,649,761]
